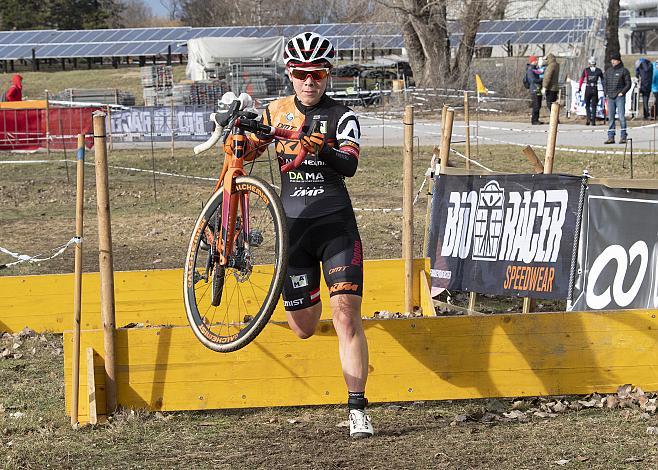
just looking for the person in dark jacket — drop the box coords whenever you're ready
[603,52,631,144]
[578,57,604,125]
[526,55,544,125]
[542,53,560,112]
[4,74,22,101]
[635,57,653,119]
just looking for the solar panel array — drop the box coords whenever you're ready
[0,18,595,61]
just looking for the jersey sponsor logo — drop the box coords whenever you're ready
[337,111,360,145]
[285,113,294,122]
[288,171,325,183]
[290,274,308,288]
[291,187,325,197]
[320,120,327,134]
[351,240,362,265]
[328,265,349,275]
[284,298,304,307]
[329,281,359,294]
[440,182,568,263]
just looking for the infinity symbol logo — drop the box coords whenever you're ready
[586,241,648,309]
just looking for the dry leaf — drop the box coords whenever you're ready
[605,396,619,409]
[336,420,349,428]
[576,456,590,462]
[555,459,570,466]
[617,384,632,398]
[646,426,658,435]
[503,410,526,419]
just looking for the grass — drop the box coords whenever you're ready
[1,65,188,104]
[1,143,657,468]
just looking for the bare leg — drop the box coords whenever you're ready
[286,303,322,339]
[330,294,368,392]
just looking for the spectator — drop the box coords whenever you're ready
[525,55,544,125]
[635,57,653,119]
[4,74,23,101]
[542,53,560,113]
[578,57,603,125]
[652,59,658,119]
[603,52,631,144]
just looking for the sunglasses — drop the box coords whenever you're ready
[289,68,329,81]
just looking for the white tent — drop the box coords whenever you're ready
[186,36,286,81]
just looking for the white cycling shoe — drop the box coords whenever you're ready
[349,409,374,438]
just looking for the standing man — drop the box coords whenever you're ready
[525,55,544,125]
[578,57,604,125]
[604,52,631,144]
[636,57,653,119]
[229,32,373,438]
[542,53,560,112]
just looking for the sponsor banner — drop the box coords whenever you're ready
[569,184,658,311]
[428,174,582,299]
[567,79,605,118]
[109,106,214,142]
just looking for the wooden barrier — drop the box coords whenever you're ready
[64,306,658,423]
[0,259,429,333]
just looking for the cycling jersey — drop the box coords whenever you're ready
[250,94,361,218]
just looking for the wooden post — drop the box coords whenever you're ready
[523,145,544,173]
[45,90,50,157]
[71,134,85,427]
[170,100,175,157]
[87,347,98,425]
[544,102,559,174]
[523,102,559,314]
[439,108,454,174]
[403,105,414,314]
[464,91,471,171]
[92,111,117,414]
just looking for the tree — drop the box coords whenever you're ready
[605,0,620,69]
[0,0,123,30]
[378,0,488,88]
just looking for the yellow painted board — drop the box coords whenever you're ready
[64,309,658,423]
[0,258,425,333]
[0,100,47,109]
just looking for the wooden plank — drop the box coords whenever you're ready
[0,258,427,333]
[64,309,658,423]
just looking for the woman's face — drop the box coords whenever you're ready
[289,67,329,106]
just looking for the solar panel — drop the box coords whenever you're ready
[0,18,596,61]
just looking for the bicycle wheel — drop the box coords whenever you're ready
[184,176,288,352]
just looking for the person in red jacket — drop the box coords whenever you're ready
[5,74,23,101]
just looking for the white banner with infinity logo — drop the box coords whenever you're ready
[569,185,658,311]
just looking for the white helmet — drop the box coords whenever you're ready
[284,32,336,68]
[588,57,596,66]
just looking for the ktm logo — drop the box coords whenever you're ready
[275,140,300,155]
[329,282,359,294]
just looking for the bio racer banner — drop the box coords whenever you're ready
[569,184,658,311]
[428,174,582,299]
[109,106,214,142]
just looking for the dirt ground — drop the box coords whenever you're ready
[1,144,657,468]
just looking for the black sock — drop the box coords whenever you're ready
[348,391,367,410]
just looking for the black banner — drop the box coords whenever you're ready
[428,174,582,299]
[569,184,658,311]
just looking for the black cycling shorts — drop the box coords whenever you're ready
[282,207,363,311]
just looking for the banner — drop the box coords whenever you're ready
[569,184,658,311]
[567,79,605,118]
[568,79,636,118]
[109,106,214,142]
[428,174,583,299]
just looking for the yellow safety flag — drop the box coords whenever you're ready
[475,74,489,95]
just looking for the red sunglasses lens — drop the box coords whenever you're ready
[291,69,328,80]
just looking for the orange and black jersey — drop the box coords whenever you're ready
[249,94,361,218]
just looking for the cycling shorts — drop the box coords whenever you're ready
[282,207,363,311]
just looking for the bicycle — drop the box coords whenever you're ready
[183,92,321,352]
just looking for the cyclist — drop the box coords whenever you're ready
[225,32,373,438]
[578,57,603,125]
